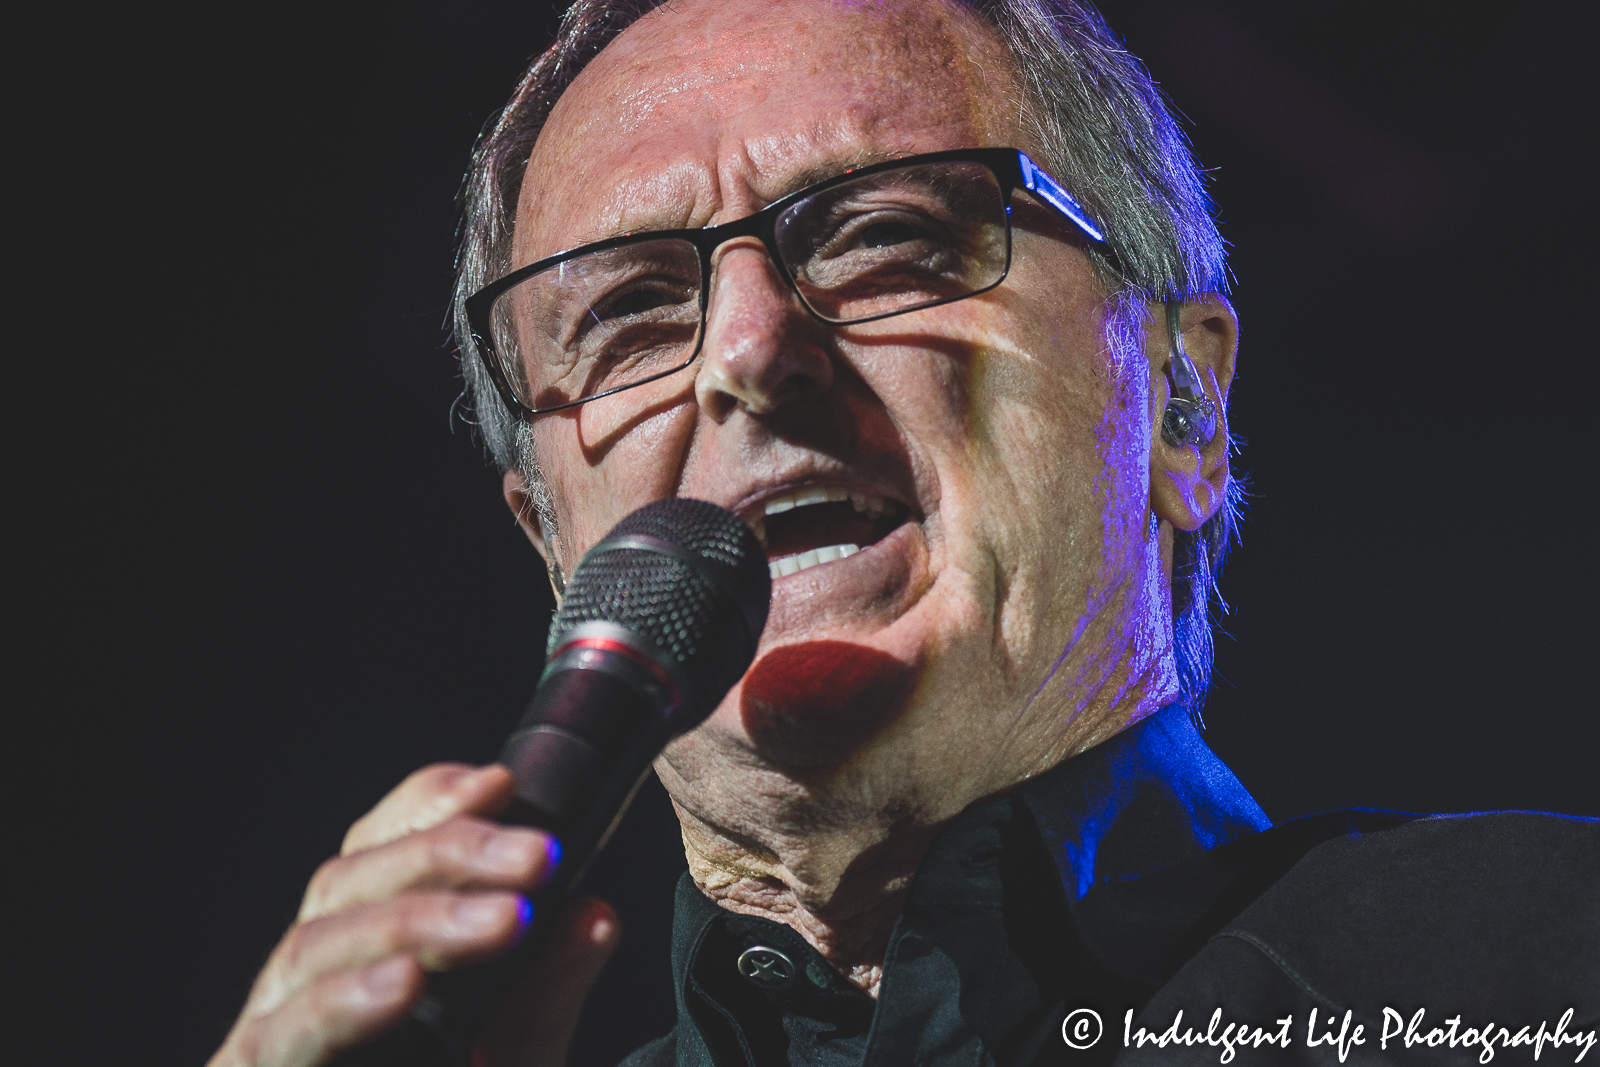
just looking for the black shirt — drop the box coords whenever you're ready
[618,707,1599,1065]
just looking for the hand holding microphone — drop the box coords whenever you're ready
[209,500,769,1067]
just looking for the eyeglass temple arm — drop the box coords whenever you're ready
[1017,151,1106,243]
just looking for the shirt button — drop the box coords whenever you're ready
[736,944,797,990]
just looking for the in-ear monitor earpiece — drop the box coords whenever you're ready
[1160,301,1218,450]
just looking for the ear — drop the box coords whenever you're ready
[502,470,565,601]
[1148,295,1239,533]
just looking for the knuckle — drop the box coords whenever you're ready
[398,891,513,958]
[403,762,476,805]
[392,892,450,938]
[354,901,424,961]
[344,895,438,962]
[425,815,493,871]
[299,855,346,918]
[276,919,320,976]
[344,763,481,855]
[278,904,416,991]
[419,818,470,869]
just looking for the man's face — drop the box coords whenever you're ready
[513,0,1171,832]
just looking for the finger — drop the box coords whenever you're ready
[213,955,422,1067]
[303,817,560,921]
[473,898,622,1067]
[257,891,532,1017]
[342,763,514,855]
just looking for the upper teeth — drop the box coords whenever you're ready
[762,486,893,518]
[764,486,848,514]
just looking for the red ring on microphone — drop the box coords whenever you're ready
[550,634,680,700]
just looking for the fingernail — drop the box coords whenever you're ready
[453,895,508,931]
[363,956,410,998]
[545,836,563,872]
[517,895,534,928]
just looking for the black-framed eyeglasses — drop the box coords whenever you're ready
[465,147,1106,417]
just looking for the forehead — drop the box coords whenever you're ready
[515,0,1022,263]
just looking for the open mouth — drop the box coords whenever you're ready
[750,486,912,579]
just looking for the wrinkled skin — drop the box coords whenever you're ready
[209,1,1235,1064]
[510,0,1237,994]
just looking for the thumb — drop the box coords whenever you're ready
[471,898,621,1067]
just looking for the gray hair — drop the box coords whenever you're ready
[451,0,1243,716]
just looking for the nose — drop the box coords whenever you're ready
[694,240,834,422]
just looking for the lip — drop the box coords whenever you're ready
[759,515,929,639]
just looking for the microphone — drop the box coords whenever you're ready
[337,498,770,1067]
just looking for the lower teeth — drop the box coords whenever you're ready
[769,543,859,578]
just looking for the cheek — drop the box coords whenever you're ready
[533,400,698,552]
[941,296,1151,613]
[957,305,1115,509]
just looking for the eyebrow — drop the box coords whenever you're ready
[770,149,907,198]
[572,149,911,246]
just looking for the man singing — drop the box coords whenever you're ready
[210,0,1597,1064]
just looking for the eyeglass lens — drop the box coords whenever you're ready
[490,160,1009,411]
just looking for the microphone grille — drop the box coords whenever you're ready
[601,496,758,570]
[547,499,769,712]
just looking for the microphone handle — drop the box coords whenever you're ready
[333,655,678,1067]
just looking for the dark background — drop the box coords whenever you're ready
[28,1,1594,1064]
